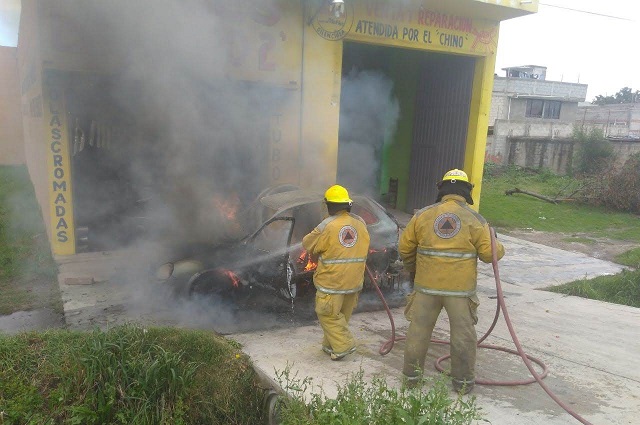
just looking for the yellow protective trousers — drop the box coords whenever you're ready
[315,291,359,356]
[402,291,479,390]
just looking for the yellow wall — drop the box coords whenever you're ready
[17,0,535,254]
[301,0,505,209]
[0,47,25,165]
[18,0,55,251]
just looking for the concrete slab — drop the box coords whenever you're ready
[232,277,639,425]
[483,234,625,289]
[54,236,636,424]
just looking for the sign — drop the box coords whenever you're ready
[317,0,500,55]
[44,73,76,255]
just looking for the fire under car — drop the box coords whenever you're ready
[153,188,403,304]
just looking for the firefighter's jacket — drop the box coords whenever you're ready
[399,194,505,297]
[302,211,371,294]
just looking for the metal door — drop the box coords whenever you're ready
[407,54,475,212]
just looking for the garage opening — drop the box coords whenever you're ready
[63,73,276,253]
[338,42,476,213]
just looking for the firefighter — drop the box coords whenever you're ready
[302,185,371,361]
[399,169,505,393]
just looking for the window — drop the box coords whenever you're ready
[525,99,544,118]
[526,99,562,119]
[351,204,379,225]
[543,101,561,119]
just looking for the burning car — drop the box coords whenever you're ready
[153,188,402,303]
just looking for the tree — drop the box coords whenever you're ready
[592,87,640,105]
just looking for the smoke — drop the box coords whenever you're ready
[52,0,309,331]
[337,69,400,196]
[46,1,404,332]
[60,0,291,249]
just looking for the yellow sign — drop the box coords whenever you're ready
[43,73,76,255]
[306,0,500,56]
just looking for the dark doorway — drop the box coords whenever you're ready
[339,42,475,212]
[406,54,475,212]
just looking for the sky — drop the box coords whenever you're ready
[0,0,638,102]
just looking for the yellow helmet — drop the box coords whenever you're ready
[441,169,469,183]
[324,184,353,204]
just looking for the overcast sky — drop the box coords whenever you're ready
[0,0,638,102]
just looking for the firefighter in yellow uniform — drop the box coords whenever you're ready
[400,169,505,393]
[303,185,370,361]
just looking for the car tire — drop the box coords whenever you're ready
[187,269,236,302]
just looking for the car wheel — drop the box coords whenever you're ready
[188,269,236,301]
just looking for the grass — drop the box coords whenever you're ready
[615,247,640,269]
[480,166,640,308]
[0,326,481,425]
[546,269,640,308]
[0,165,61,315]
[478,167,640,243]
[275,367,481,425]
[0,325,267,425]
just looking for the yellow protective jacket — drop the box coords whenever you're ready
[302,211,371,294]
[399,194,505,297]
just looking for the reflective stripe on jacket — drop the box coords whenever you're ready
[302,210,371,294]
[399,194,505,296]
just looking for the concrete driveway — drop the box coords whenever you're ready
[231,235,637,425]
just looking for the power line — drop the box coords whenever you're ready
[539,2,634,21]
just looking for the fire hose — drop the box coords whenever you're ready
[367,227,593,425]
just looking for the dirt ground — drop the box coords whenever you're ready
[503,229,640,263]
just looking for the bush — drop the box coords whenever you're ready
[601,154,640,213]
[578,153,640,214]
[573,127,614,175]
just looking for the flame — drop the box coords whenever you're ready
[212,194,240,221]
[297,250,318,272]
[222,269,240,288]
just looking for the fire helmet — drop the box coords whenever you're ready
[441,169,469,183]
[324,184,353,204]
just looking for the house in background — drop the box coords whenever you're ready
[576,103,640,168]
[486,65,587,173]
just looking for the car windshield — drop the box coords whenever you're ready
[237,190,398,249]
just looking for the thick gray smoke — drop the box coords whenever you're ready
[63,0,288,248]
[57,0,306,330]
[337,69,400,196]
[48,1,405,333]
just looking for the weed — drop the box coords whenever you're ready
[275,365,482,425]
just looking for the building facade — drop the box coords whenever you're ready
[577,103,640,168]
[16,0,537,255]
[486,65,587,173]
